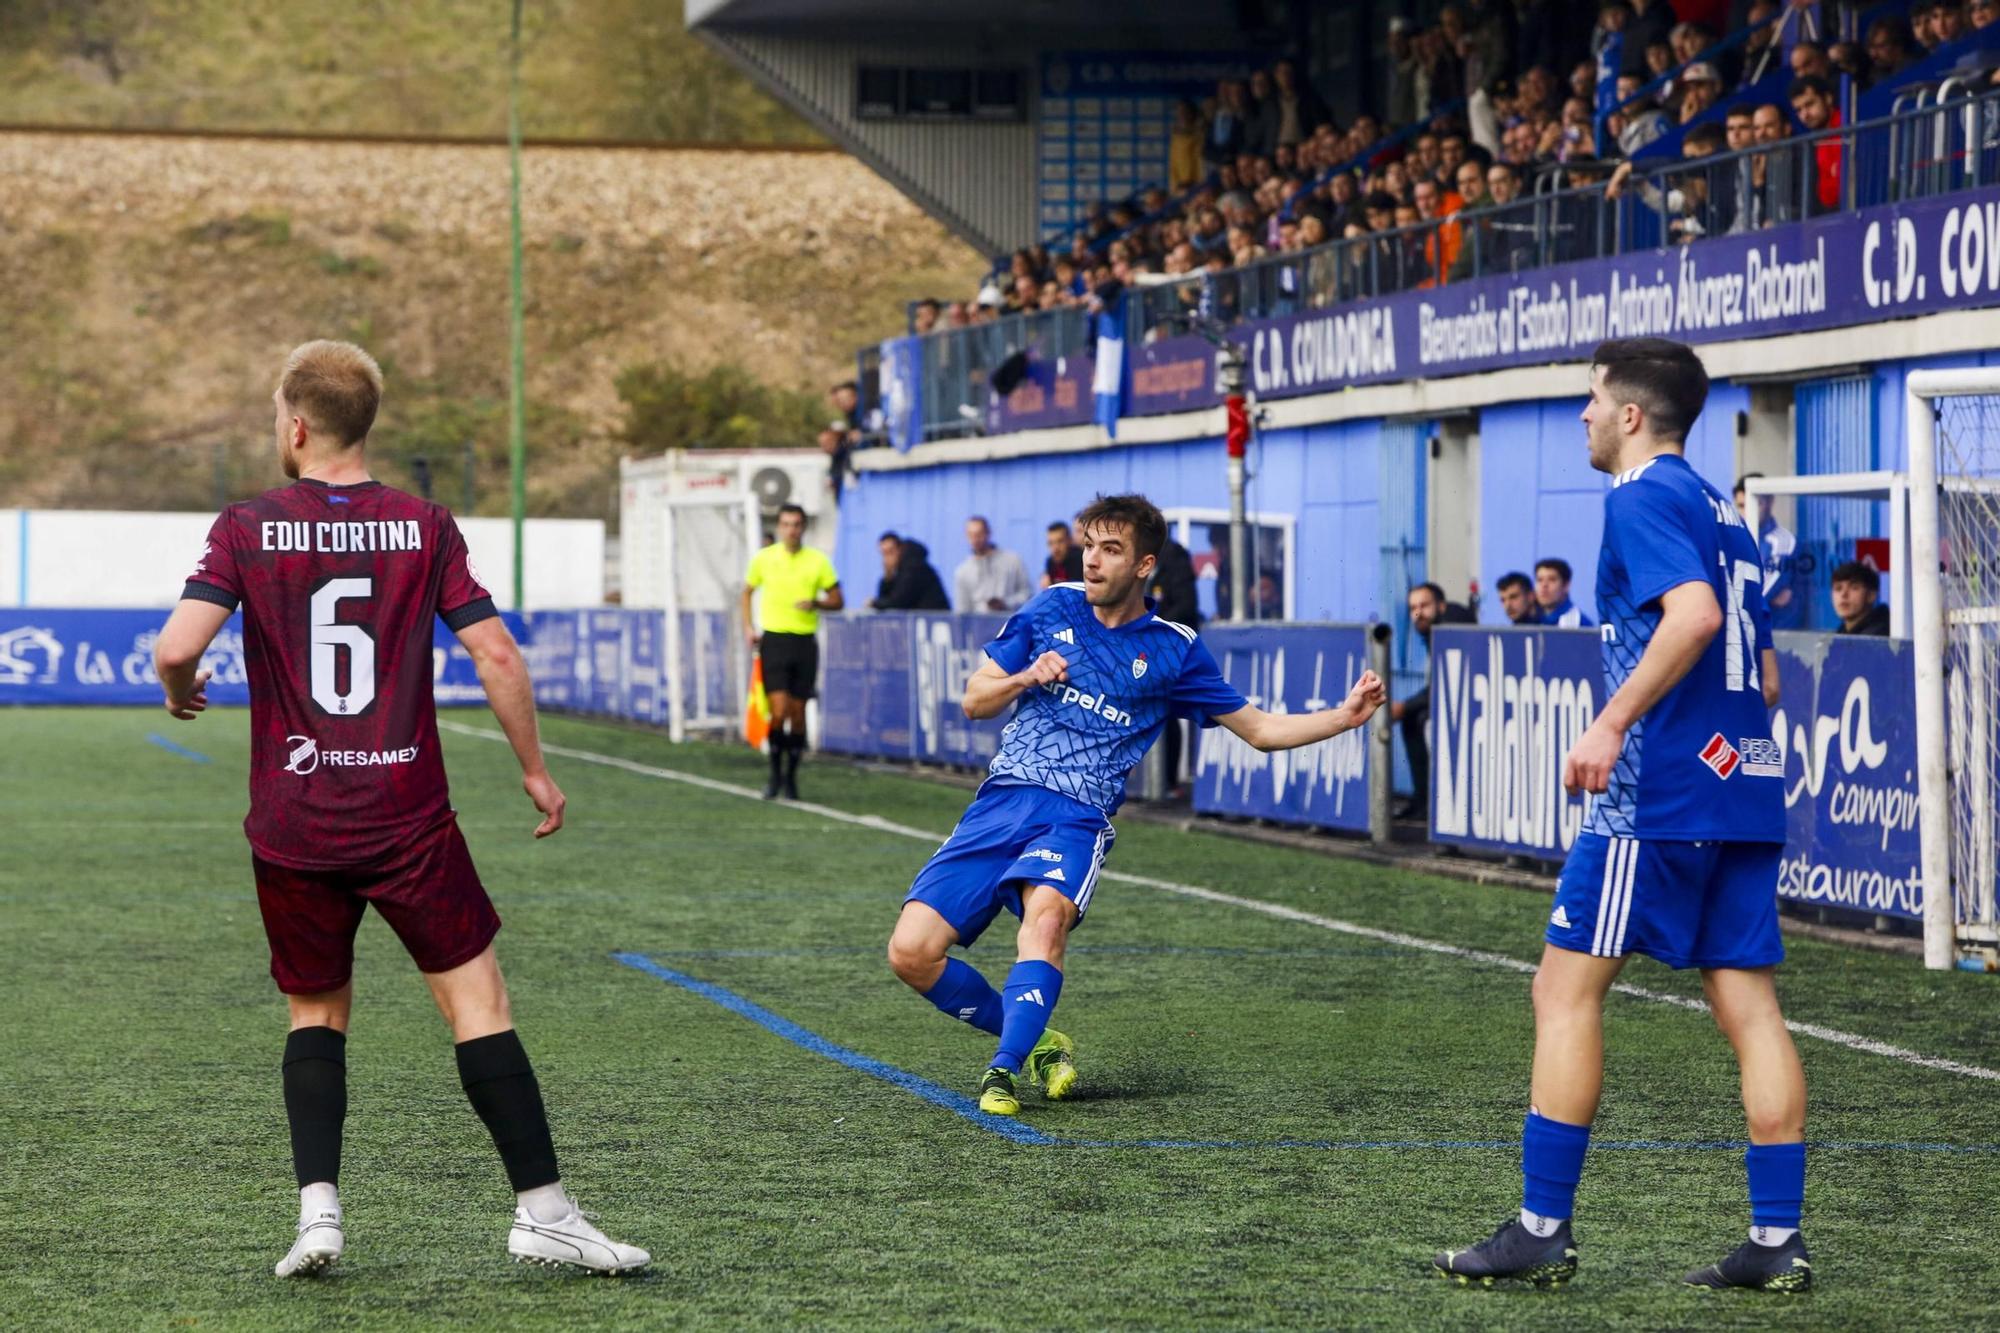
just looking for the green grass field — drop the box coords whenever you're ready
[4,706,1999,1330]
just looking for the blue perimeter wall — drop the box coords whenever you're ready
[837,349,2000,629]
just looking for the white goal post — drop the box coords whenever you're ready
[1907,369,2000,971]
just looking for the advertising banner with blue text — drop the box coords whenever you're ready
[820,612,1008,765]
[1427,625,1601,860]
[1770,633,1922,921]
[1193,624,1373,834]
[1127,188,2000,416]
[0,607,516,707]
[985,351,1096,436]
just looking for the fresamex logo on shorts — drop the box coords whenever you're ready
[282,734,420,776]
[1042,680,1133,727]
[1433,633,1597,853]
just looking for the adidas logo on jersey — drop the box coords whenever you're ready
[1044,868,1067,882]
[1550,905,1572,929]
[1053,627,1075,645]
[1016,988,1047,1006]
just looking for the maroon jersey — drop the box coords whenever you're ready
[183,478,496,870]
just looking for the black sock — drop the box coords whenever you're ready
[768,733,786,778]
[455,1029,560,1192]
[785,729,806,778]
[283,1026,347,1188]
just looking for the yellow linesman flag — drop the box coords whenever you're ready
[745,655,771,749]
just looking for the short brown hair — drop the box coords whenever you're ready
[1075,493,1168,562]
[280,340,383,446]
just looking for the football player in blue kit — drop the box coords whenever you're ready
[885,494,1387,1116]
[1435,339,1810,1293]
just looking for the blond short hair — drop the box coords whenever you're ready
[279,340,384,446]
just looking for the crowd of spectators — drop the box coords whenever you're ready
[902,0,1997,332]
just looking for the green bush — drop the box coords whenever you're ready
[615,360,822,453]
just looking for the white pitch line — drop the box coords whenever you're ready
[442,721,2000,1083]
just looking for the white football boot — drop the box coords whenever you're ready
[275,1206,344,1277]
[508,1195,650,1274]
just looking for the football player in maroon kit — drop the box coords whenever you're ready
[153,341,648,1277]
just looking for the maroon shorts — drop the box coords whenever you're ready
[253,816,500,995]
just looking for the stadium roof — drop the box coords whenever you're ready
[689,0,1302,254]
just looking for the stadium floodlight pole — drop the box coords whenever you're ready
[506,0,527,611]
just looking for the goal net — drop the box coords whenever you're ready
[1909,374,2000,969]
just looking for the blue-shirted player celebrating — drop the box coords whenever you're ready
[1434,339,1809,1293]
[886,494,1386,1116]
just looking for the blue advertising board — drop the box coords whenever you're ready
[1427,625,1601,860]
[1127,188,2000,416]
[1426,625,1925,922]
[1770,633,1922,921]
[986,350,1096,436]
[1193,624,1373,834]
[821,614,920,759]
[0,607,516,707]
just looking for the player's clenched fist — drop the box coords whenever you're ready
[1341,669,1387,724]
[1021,650,1070,687]
[1562,717,1623,795]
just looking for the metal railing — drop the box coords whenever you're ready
[866,89,2000,442]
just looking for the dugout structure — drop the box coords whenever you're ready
[1908,371,2000,971]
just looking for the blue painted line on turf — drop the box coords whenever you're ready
[612,952,1056,1145]
[146,733,210,764]
[611,954,2000,1157]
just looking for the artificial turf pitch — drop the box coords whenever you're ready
[3,706,1998,1331]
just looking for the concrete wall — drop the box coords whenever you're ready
[1,509,605,610]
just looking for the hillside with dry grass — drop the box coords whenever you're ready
[0,131,983,519]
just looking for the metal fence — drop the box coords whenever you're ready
[877,88,2000,442]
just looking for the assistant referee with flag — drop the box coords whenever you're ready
[741,503,842,800]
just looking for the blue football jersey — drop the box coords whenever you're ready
[983,584,1247,816]
[1586,454,1783,843]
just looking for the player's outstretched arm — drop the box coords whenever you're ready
[1213,670,1388,752]
[153,599,232,720]
[1564,580,1723,795]
[962,652,1068,720]
[457,616,565,838]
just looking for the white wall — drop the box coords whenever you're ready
[1,509,605,610]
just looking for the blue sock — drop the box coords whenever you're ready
[991,960,1064,1072]
[1521,1112,1592,1221]
[1745,1142,1806,1229]
[920,958,1003,1036]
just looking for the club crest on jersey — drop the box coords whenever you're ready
[1698,732,1741,779]
[1132,652,1148,679]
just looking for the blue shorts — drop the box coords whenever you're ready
[1547,833,1785,970]
[904,781,1115,948]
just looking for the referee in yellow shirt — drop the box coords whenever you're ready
[740,503,843,799]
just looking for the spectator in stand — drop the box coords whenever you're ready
[1496,571,1542,624]
[1389,582,1475,819]
[1245,68,1279,157]
[1592,0,1631,67]
[1831,561,1891,636]
[1735,474,1801,629]
[1789,74,1844,215]
[1388,18,1422,127]
[954,516,1031,614]
[1611,75,1673,156]
[1169,99,1206,192]
[1751,101,1800,227]
[1414,177,1462,284]
[1535,557,1593,627]
[1479,161,1536,272]
[1190,205,1230,256]
[911,298,941,335]
[1676,61,1723,125]
[1739,0,1783,86]
[1934,0,1970,46]
[1042,520,1083,587]
[1269,59,1329,150]
[868,532,951,611]
[1975,0,1998,31]
[1790,41,1834,84]
[1866,18,1919,86]
[1622,0,1676,76]
[1204,80,1249,167]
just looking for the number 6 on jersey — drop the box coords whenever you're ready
[310,577,375,715]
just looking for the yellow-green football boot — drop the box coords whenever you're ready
[1026,1028,1078,1101]
[976,1065,1021,1116]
